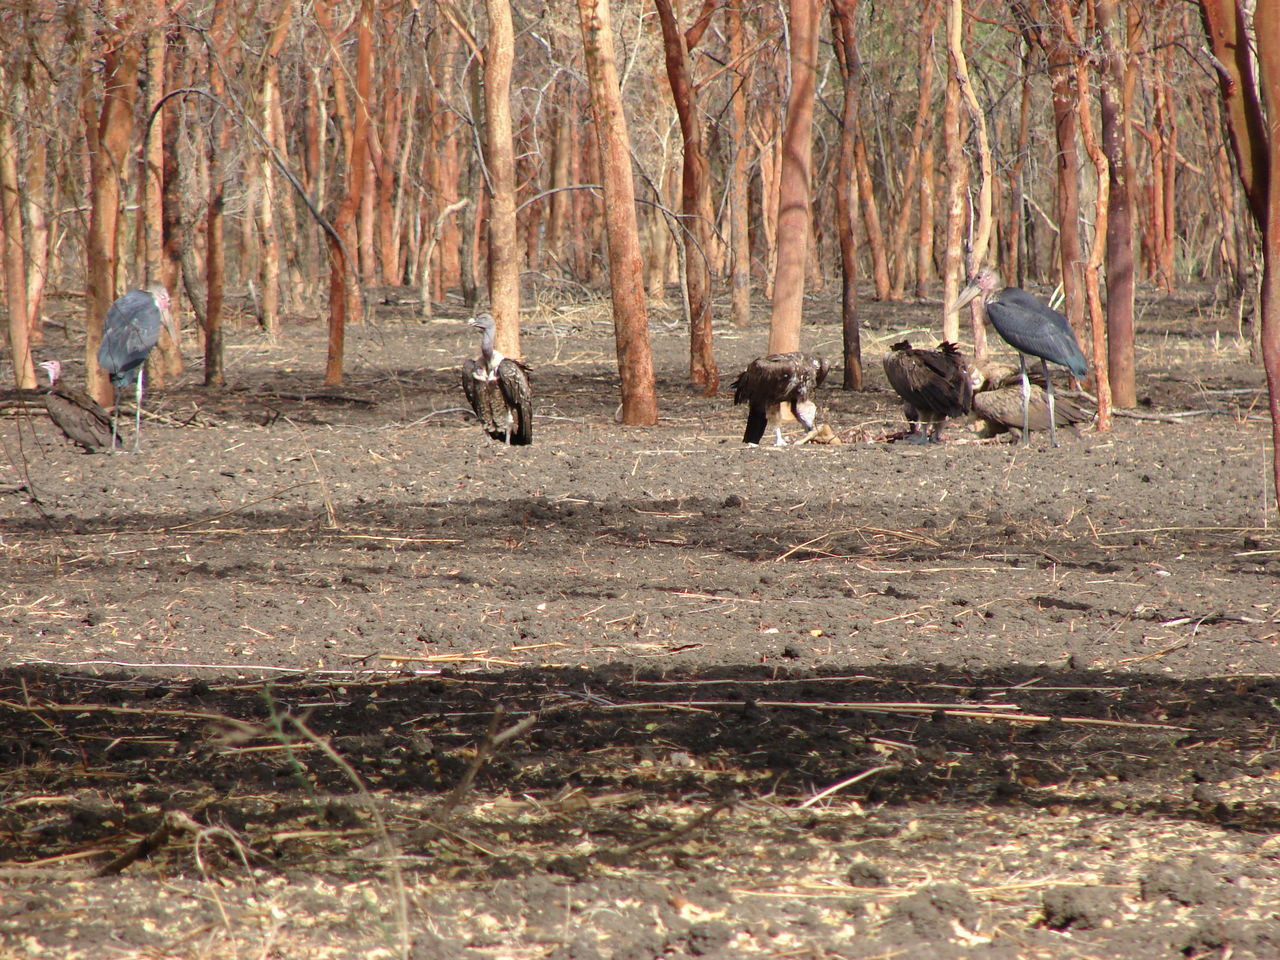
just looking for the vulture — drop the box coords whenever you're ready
[882,340,973,443]
[731,352,829,446]
[461,312,532,445]
[97,284,177,451]
[953,267,1088,446]
[38,360,117,453]
[969,361,1091,439]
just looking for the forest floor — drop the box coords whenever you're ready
[2,284,1279,960]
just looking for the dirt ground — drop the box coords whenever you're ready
[2,285,1279,960]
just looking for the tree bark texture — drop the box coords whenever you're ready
[1023,0,1086,344]
[654,0,717,394]
[1057,0,1111,433]
[577,0,658,425]
[830,0,862,390]
[0,64,32,389]
[889,0,940,300]
[324,0,373,386]
[485,0,522,358]
[940,0,965,344]
[950,0,991,359]
[84,6,140,406]
[768,0,820,355]
[727,0,751,327]
[1097,0,1136,408]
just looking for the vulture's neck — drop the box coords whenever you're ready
[479,331,505,372]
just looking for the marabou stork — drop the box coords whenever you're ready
[97,285,177,451]
[461,313,533,445]
[37,360,117,453]
[952,268,1087,446]
[731,352,829,446]
[968,360,1091,439]
[882,340,973,444]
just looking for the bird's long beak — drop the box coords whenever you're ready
[951,281,982,313]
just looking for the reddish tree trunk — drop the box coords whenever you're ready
[1026,0,1086,343]
[485,0,521,357]
[1097,0,1136,408]
[940,1,965,343]
[1199,0,1279,511]
[323,0,373,385]
[654,0,717,394]
[830,0,862,389]
[577,0,658,424]
[768,0,819,354]
[727,0,751,327]
[0,64,31,389]
[889,0,940,300]
[84,6,140,406]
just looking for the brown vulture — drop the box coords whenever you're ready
[731,352,829,445]
[38,360,117,453]
[461,312,533,445]
[882,340,973,443]
[969,360,1091,439]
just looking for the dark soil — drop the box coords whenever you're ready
[2,287,1279,959]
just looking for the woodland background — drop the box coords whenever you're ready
[0,0,1277,488]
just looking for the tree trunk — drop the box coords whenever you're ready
[830,0,862,390]
[768,0,819,355]
[1058,0,1111,433]
[0,63,32,389]
[323,0,373,386]
[84,5,140,406]
[889,0,940,300]
[950,0,991,359]
[1097,0,1136,408]
[654,0,717,394]
[577,0,658,425]
[485,0,521,358]
[727,0,751,327]
[1043,1,1085,343]
[203,0,233,388]
[854,132,890,301]
[1255,0,1280,515]
[142,4,182,383]
[1199,0,1279,511]
[940,0,965,343]
[915,133,936,297]
[547,81,574,267]
[20,14,55,350]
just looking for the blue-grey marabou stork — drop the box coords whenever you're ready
[953,268,1087,447]
[882,340,973,444]
[97,285,177,451]
[461,313,532,445]
[731,352,829,446]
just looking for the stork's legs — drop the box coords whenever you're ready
[1041,358,1059,448]
[1017,354,1031,443]
[109,386,121,453]
[133,369,145,452]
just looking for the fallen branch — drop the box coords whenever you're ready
[436,707,538,821]
[562,698,1191,732]
[97,809,202,877]
[1112,408,1212,422]
[798,764,901,809]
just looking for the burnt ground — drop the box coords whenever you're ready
[1,286,1279,960]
